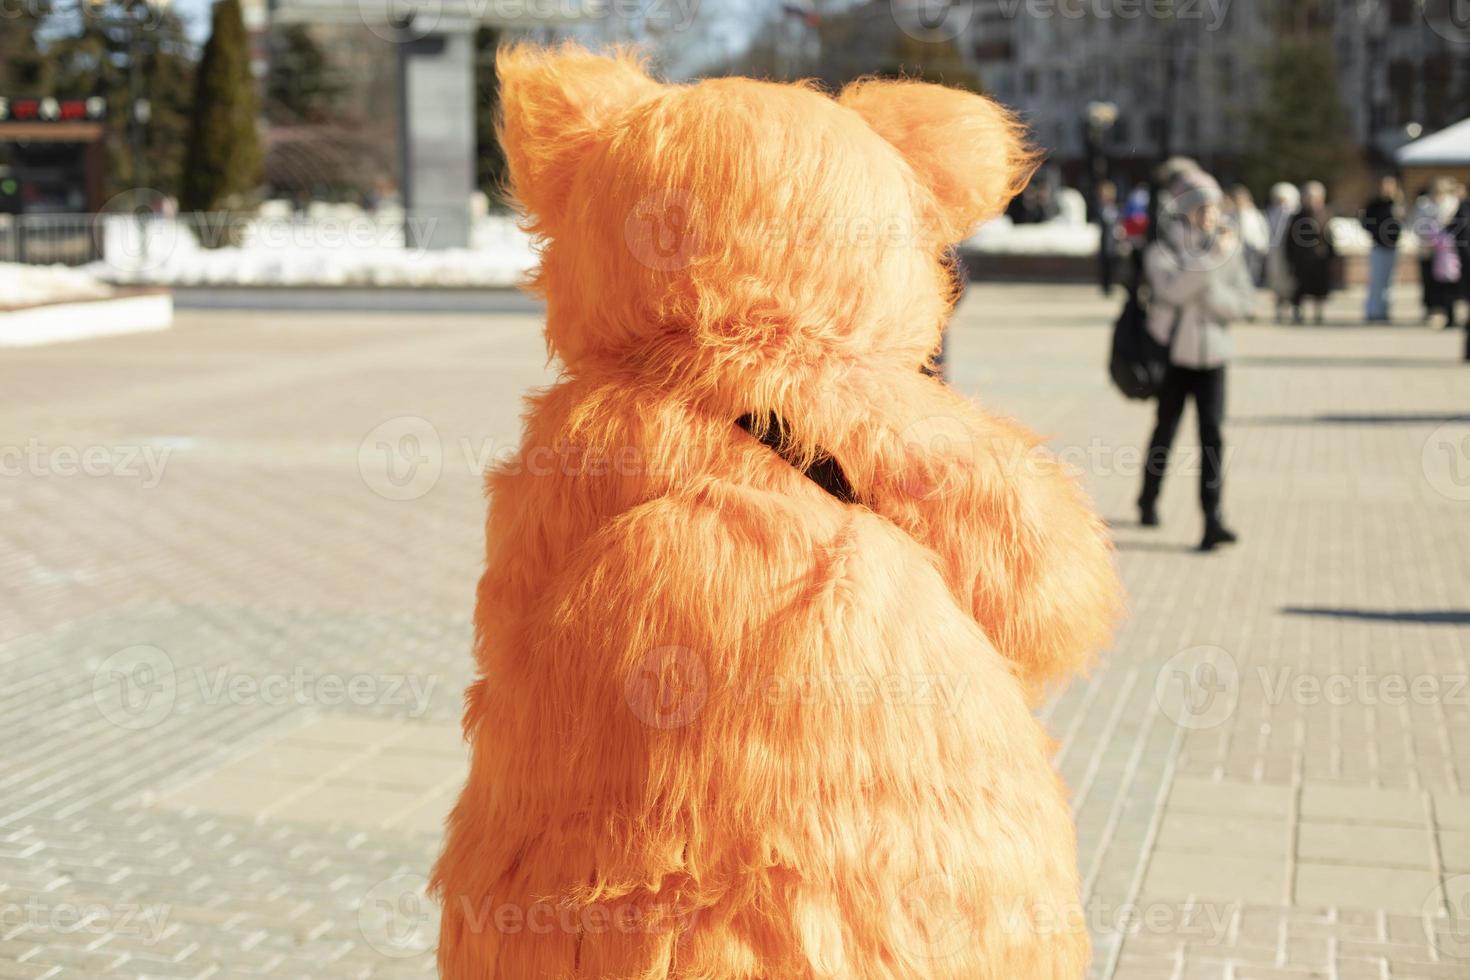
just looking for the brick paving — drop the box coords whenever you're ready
[1,285,1467,978]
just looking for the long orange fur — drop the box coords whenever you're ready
[431,44,1124,979]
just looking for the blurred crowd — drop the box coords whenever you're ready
[1091,156,1469,556]
[1083,170,1470,341]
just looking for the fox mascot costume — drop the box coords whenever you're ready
[431,44,1123,979]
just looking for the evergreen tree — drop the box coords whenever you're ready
[180,0,262,215]
[887,33,984,93]
[48,1,196,200]
[0,2,55,93]
[265,25,340,125]
[1242,32,1353,195]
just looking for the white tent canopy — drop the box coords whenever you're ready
[1398,118,1470,168]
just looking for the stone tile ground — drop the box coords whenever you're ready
[1,284,1467,978]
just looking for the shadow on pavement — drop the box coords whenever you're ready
[1111,538,1207,554]
[1230,412,1468,426]
[1236,356,1458,368]
[1281,607,1470,625]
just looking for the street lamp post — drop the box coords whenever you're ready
[1084,100,1117,219]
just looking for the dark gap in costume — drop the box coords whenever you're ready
[735,413,858,505]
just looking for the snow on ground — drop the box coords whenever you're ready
[88,208,540,288]
[964,215,1376,257]
[79,204,1379,290]
[1,262,113,308]
[965,218,1100,256]
[0,262,171,347]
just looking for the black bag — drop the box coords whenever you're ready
[1109,287,1177,400]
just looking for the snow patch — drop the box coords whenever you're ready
[87,211,539,288]
[1,262,113,308]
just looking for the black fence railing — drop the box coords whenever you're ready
[0,214,104,267]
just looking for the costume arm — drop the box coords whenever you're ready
[859,382,1125,703]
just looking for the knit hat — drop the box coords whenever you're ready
[1165,168,1223,214]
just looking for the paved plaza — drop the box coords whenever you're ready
[1,283,1468,978]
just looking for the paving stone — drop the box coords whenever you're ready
[1299,785,1428,827]
[1440,830,1470,872]
[1296,822,1436,869]
[3,288,1468,979]
[1432,793,1470,830]
[1167,777,1295,821]
[1294,864,1441,914]
[1155,812,1291,858]
[1143,852,1287,906]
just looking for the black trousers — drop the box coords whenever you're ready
[1099,247,1116,295]
[1139,365,1226,517]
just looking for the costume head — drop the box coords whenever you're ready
[498,44,1037,372]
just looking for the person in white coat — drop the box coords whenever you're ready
[1138,167,1257,551]
[1264,182,1301,322]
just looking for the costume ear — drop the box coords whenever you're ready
[497,44,661,226]
[839,79,1038,241]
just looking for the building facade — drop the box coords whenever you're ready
[960,0,1465,177]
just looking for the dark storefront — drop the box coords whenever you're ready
[0,97,109,263]
[0,96,108,215]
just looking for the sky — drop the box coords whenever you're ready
[169,0,214,42]
[160,0,787,65]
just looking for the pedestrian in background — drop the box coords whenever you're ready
[1120,183,1151,290]
[1096,179,1121,296]
[1226,184,1269,288]
[1411,178,1464,329]
[1137,167,1255,552]
[1286,181,1336,325]
[1361,175,1403,323]
[1265,182,1300,323]
[1453,182,1470,359]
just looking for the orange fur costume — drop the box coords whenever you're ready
[431,44,1124,979]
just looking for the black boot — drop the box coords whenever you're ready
[1199,514,1238,552]
[1139,501,1160,527]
